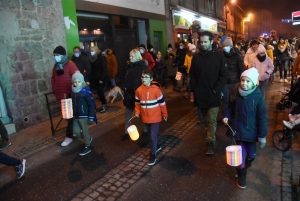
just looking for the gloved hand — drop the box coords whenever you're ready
[88,119,94,125]
[258,137,266,149]
[163,117,167,122]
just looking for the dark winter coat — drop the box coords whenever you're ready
[123,60,148,108]
[155,59,166,74]
[190,49,229,108]
[90,54,109,82]
[71,86,95,121]
[174,48,187,73]
[166,51,177,76]
[224,87,267,142]
[223,49,244,84]
[71,53,91,82]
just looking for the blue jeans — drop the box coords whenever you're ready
[197,108,202,119]
[236,141,256,169]
[0,152,20,166]
[259,79,268,97]
[145,123,160,155]
[278,60,289,79]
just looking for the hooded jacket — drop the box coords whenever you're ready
[244,44,264,67]
[224,87,267,142]
[190,49,229,108]
[252,46,274,81]
[71,86,95,120]
[184,49,199,73]
[135,81,168,123]
[166,51,177,76]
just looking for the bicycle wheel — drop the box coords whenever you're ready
[272,130,292,151]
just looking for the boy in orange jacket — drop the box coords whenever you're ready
[135,69,168,166]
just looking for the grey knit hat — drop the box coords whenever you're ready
[72,70,84,83]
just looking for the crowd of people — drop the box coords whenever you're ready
[1,29,300,189]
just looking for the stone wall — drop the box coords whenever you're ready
[0,0,67,130]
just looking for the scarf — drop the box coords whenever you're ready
[72,82,86,93]
[90,51,100,63]
[56,55,69,75]
[238,86,257,97]
[277,42,287,52]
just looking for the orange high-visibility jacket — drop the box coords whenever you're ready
[135,82,168,123]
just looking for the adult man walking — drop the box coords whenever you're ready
[71,46,91,84]
[190,31,229,155]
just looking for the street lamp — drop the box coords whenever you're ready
[225,0,241,36]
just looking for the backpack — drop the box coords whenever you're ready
[80,88,98,124]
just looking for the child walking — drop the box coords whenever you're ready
[135,69,168,166]
[222,67,268,189]
[71,71,95,156]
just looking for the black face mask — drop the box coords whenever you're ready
[257,54,266,62]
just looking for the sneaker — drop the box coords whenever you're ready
[237,180,246,189]
[289,114,296,122]
[61,137,73,146]
[284,79,288,83]
[156,146,162,153]
[206,142,214,155]
[79,146,91,156]
[183,93,189,99]
[280,79,283,82]
[100,104,107,113]
[15,159,26,179]
[0,140,12,151]
[197,118,203,124]
[283,120,294,129]
[142,131,148,136]
[148,154,156,166]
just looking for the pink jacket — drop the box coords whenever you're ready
[252,56,274,81]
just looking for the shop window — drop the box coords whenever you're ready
[114,16,136,29]
[77,12,112,53]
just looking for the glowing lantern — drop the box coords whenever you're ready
[61,98,73,119]
[127,125,139,141]
[226,145,242,166]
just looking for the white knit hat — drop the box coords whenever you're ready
[72,70,84,83]
[241,67,259,85]
[188,43,196,51]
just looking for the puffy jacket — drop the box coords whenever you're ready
[135,82,168,123]
[223,49,244,84]
[190,49,229,108]
[90,53,108,82]
[224,87,267,142]
[51,60,78,101]
[71,53,91,82]
[266,45,274,63]
[184,49,199,73]
[123,60,148,108]
[165,51,177,76]
[155,59,165,74]
[106,49,118,79]
[71,86,95,121]
[244,44,264,67]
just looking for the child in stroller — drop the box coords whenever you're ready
[276,76,300,111]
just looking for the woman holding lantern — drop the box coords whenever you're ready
[222,67,268,190]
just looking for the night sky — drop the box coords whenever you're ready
[238,0,299,19]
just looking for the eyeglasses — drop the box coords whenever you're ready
[141,76,150,79]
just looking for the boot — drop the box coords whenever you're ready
[100,104,107,113]
[245,158,255,168]
[206,142,214,155]
[236,168,247,189]
[0,139,12,151]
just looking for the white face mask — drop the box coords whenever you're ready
[168,48,172,51]
[139,49,144,54]
[55,55,61,62]
[179,46,183,49]
[223,46,231,53]
[150,48,153,52]
[273,41,277,44]
[74,53,80,58]
[91,51,95,56]
[191,49,196,53]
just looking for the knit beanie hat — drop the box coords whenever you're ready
[241,67,259,85]
[72,70,84,83]
[257,44,266,53]
[188,43,196,51]
[139,44,146,49]
[53,46,66,55]
[168,43,172,49]
[222,37,233,47]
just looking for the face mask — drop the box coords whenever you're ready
[168,48,172,51]
[191,49,196,53]
[140,49,144,54]
[74,53,80,58]
[273,41,277,44]
[223,46,231,53]
[55,55,61,62]
[179,46,183,49]
[91,51,95,56]
[150,48,153,52]
[257,54,266,62]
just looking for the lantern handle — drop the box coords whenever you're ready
[128,116,137,123]
[227,124,237,145]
